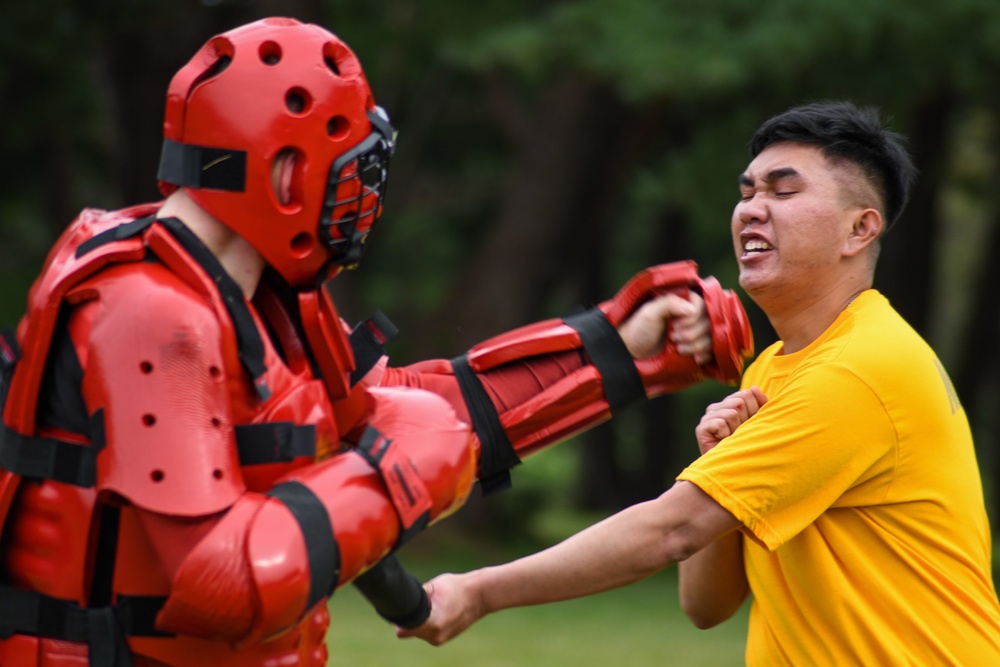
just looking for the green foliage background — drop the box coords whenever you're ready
[2,0,1000,662]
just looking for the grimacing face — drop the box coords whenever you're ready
[731,142,869,307]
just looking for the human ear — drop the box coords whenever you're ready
[271,149,298,206]
[843,208,882,256]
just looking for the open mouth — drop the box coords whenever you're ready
[743,238,774,255]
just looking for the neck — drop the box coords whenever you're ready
[761,282,870,354]
[157,191,266,299]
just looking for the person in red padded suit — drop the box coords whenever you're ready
[0,17,752,667]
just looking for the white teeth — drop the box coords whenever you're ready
[744,239,773,252]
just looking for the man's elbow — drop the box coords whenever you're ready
[680,600,730,630]
[661,525,707,567]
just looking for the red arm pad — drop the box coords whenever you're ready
[155,387,476,644]
[383,262,752,491]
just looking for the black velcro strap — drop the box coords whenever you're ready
[86,606,132,667]
[75,216,157,258]
[0,410,106,487]
[354,426,431,547]
[234,422,316,466]
[0,587,92,642]
[267,481,340,610]
[450,355,520,496]
[348,311,399,386]
[157,217,271,400]
[88,505,121,609]
[113,595,171,637]
[0,588,162,666]
[157,138,247,192]
[563,307,646,412]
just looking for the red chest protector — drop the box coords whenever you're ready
[0,205,370,666]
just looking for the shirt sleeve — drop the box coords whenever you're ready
[678,362,897,550]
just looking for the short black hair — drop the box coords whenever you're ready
[750,101,916,232]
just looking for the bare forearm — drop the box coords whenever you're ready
[472,482,739,614]
[472,501,680,614]
[398,481,740,646]
[678,530,748,628]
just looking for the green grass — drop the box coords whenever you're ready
[325,525,749,666]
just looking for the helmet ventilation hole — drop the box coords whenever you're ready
[290,232,313,257]
[286,88,311,114]
[259,41,282,65]
[324,55,340,76]
[327,115,350,140]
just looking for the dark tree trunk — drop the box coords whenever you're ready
[953,178,1000,529]
[875,90,953,336]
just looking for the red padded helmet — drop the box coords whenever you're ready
[158,17,395,287]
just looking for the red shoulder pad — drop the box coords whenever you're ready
[73,262,244,516]
[5,205,159,433]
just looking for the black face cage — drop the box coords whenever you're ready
[320,110,395,267]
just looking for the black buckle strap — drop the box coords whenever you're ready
[0,410,106,488]
[348,310,399,386]
[0,587,169,666]
[450,355,520,496]
[234,422,316,466]
[563,307,645,412]
[354,426,431,547]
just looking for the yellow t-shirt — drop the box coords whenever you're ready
[678,290,1000,666]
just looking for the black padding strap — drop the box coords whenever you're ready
[449,355,520,496]
[88,505,121,609]
[0,586,92,642]
[157,138,247,192]
[0,588,169,666]
[0,410,106,487]
[112,595,171,636]
[563,307,646,411]
[349,311,399,386]
[234,422,316,465]
[267,481,340,610]
[157,217,271,400]
[87,606,132,667]
[75,216,157,258]
[354,426,430,547]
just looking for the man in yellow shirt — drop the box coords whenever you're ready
[398,101,1000,665]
